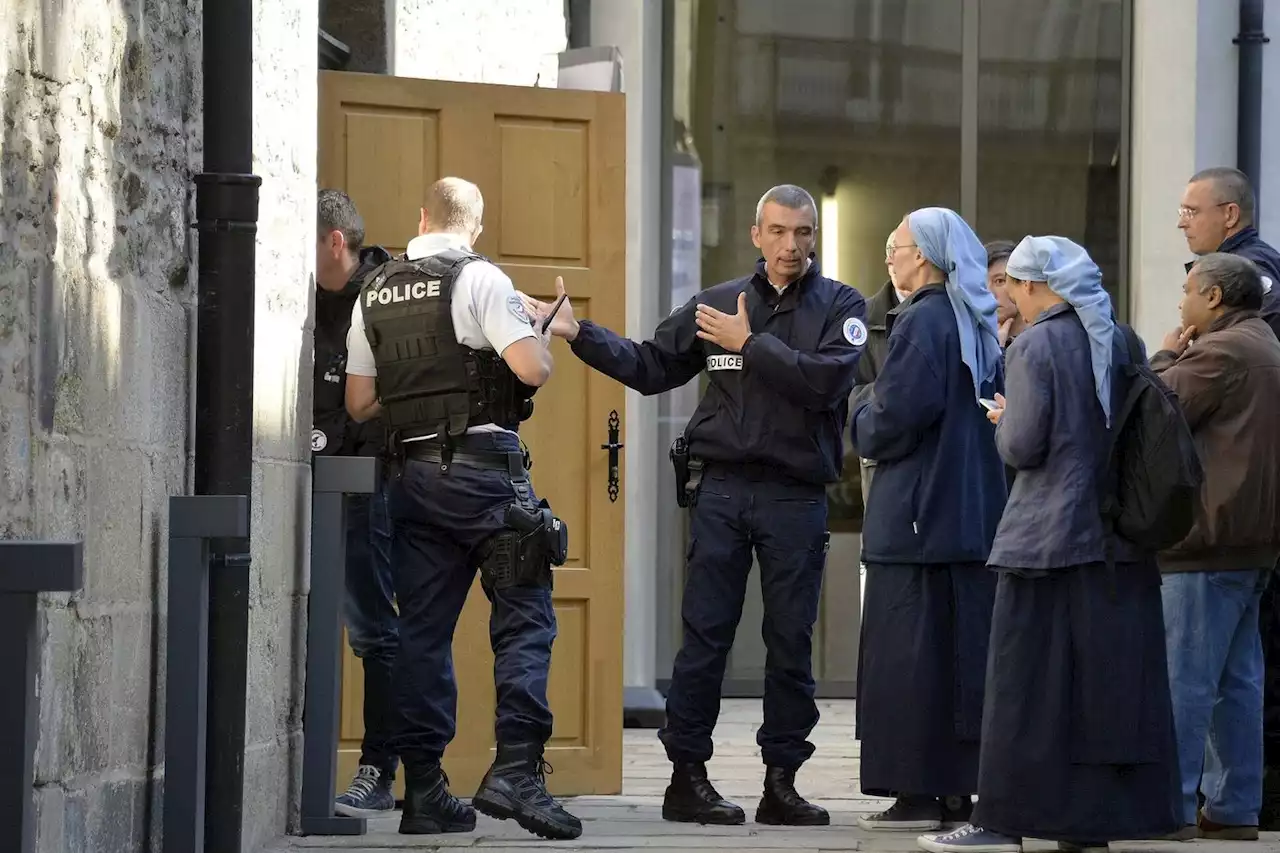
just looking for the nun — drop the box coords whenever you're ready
[852,208,1009,831]
[918,236,1181,852]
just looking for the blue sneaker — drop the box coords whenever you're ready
[335,764,396,818]
[918,823,1022,853]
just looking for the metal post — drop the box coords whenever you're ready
[164,496,249,853]
[300,456,380,836]
[0,541,83,853]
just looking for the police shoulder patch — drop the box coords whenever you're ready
[1263,275,1274,294]
[310,429,327,452]
[507,293,531,323]
[843,316,868,347]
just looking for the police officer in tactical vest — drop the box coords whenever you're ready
[314,190,400,818]
[525,184,867,828]
[344,177,579,841]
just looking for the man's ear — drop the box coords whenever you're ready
[1206,285,1224,309]
[750,224,762,251]
[419,207,430,235]
[1224,203,1242,232]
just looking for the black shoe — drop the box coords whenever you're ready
[662,761,746,825]
[472,743,583,840]
[755,766,829,826]
[942,795,974,826]
[856,795,942,831]
[399,763,476,835]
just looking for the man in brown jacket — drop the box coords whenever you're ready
[1152,252,1280,840]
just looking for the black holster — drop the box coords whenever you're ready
[669,436,704,509]
[477,495,568,591]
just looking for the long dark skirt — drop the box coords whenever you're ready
[856,562,996,797]
[971,561,1182,841]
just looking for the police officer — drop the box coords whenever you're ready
[314,189,399,817]
[528,184,867,827]
[344,177,580,841]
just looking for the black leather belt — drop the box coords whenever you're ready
[402,441,527,477]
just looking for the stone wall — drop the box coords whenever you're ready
[0,0,314,849]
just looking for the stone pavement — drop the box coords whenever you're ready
[268,700,1280,853]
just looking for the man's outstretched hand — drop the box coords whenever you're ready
[519,276,580,341]
[695,292,752,353]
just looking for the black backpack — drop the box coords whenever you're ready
[1100,325,1204,552]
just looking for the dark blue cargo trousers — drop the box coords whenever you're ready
[659,465,829,770]
[386,431,557,769]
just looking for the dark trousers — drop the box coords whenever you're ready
[343,481,400,777]
[659,466,828,770]
[387,432,557,771]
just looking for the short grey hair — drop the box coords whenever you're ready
[1191,252,1264,311]
[755,184,818,228]
[1190,166,1256,226]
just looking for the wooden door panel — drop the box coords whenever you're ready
[320,71,626,797]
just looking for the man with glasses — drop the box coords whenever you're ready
[1179,167,1280,339]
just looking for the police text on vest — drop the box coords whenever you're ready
[367,280,441,307]
[706,354,744,371]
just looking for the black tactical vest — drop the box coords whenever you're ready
[359,249,536,441]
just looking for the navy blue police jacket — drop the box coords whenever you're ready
[851,284,1008,564]
[1197,227,1280,341]
[568,256,868,486]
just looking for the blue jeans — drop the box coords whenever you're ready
[344,479,400,775]
[1163,569,1270,826]
[386,432,557,770]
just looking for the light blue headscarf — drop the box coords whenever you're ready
[906,208,1001,401]
[1005,235,1114,426]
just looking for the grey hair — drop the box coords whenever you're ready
[755,184,819,228]
[1190,252,1264,310]
[317,188,365,251]
[1190,166,1256,226]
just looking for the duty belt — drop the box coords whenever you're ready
[402,441,527,478]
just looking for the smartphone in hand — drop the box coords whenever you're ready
[541,293,568,334]
[979,398,999,412]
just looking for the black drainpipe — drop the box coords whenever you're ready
[1236,0,1269,217]
[193,0,260,849]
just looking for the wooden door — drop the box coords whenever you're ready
[318,71,627,796]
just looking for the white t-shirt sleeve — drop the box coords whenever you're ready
[468,262,538,354]
[345,300,378,376]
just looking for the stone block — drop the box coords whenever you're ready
[34,610,113,782]
[83,446,148,607]
[251,460,310,602]
[106,612,156,769]
[31,436,88,543]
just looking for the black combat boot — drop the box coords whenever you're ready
[662,761,746,825]
[472,743,583,840]
[399,762,476,835]
[755,766,830,826]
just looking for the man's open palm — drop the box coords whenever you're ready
[695,292,753,353]
[519,276,580,340]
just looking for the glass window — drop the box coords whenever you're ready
[688,0,964,532]
[976,0,1125,305]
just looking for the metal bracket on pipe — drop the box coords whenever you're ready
[299,456,380,836]
[0,541,84,853]
[163,495,249,853]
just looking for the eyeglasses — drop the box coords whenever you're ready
[886,243,918,258]
[1178,202,1231,221]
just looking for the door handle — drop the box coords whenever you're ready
[600,409,624,502]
